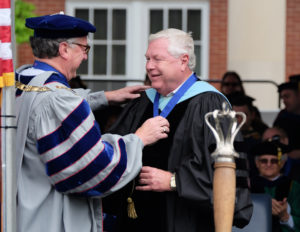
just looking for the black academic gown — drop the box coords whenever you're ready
[273,110,300,181]
[106,90,252,232]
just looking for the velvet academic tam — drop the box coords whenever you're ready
[26,12,96,39]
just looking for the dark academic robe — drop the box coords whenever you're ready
[273,110,300,181]
[251,175,300,232]
[105,86,252,232]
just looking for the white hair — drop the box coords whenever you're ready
[148,28,196,70]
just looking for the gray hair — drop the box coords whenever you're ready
[149,28,196,70]
[29,37,77,59]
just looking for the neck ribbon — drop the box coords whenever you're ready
[153,73,198,117]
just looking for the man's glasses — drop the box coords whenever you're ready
[71,42,91,54]
[258,158,278,165]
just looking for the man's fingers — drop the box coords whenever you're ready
[128,85,150,93]
[136,185,152,191]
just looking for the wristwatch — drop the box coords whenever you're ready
[170,173,177,191]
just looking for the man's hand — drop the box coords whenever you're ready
[272,198,290,222]
[105,85,150,105]
[135,116,170,146]
[135,166,173,192]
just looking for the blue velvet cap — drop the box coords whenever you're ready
[26,13,96,39]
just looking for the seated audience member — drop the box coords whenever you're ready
[229,93,268,177]
[222,72,267,135]
[262,127,289,145]
[273,82,300,181]
[230,93,268,140]
[221,71,245,97]
[250,141,300,232]
[262,127,295,177]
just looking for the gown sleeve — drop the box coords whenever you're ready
[30,88,143,197]
[72,88,109,111]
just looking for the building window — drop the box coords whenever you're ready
[74,8,127,77]
[66,1,209,91]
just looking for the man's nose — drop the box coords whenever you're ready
[146,60,155,70]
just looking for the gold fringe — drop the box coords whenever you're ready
[127,197,138,219]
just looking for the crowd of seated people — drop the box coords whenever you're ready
[221,71,300,231]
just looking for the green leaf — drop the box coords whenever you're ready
[15,0,37,44]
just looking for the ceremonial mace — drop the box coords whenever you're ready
[205,102,246,232]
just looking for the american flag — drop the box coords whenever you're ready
[0,0,14,88]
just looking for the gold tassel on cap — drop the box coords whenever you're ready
[127,197,138,219]
[277,147,282,165]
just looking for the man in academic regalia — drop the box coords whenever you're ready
[250,141,300,232]
[15,13,170,232]
[106,28,252,232]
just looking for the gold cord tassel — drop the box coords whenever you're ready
[127,197,138,219]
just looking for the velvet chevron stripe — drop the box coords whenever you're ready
[37,99,91,154]
[53,138,127,196]
[46,123,102,176]
[76,139,127,196]
[53,141,114,192]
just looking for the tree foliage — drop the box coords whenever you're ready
[15,0,36,44]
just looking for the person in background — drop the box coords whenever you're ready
[68,75,87,89]
[104,28,252,232]
[250,141,300,232]
[229,92,268,178]
[273,81,300,181]
[15,13,170,232]
[230,93,268,140]
[262,127,294,176]
[221,71,268,134]
[220,71,246,97]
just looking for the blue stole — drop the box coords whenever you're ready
[32,60,70,87]
[16,60,70,87]
[146,74,229,117]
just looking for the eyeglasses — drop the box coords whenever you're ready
[71,42,91,54]
[258,158,278,165]
[222,82,240,87]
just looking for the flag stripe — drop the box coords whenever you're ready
[1,59,13,73]
[0,1,10,9]
[0,42,12,59]
[0,9,11,26]
[0,1,14,87]
[0,26,11,42]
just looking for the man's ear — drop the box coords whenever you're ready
[58,42,69,60]
[180,54,189,71]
